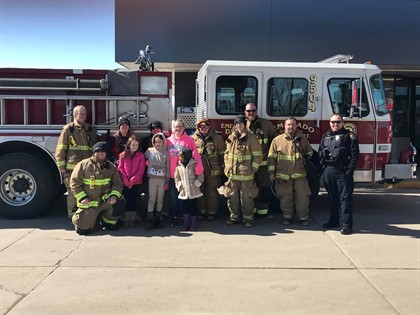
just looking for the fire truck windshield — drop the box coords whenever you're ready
[370,74,389,116]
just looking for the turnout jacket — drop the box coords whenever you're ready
[247,116,276,165]
[191,129,226,176]
[267,130,313,180]
[224,130,263,181]
[55,121,97,173]
[70,156,123,209]
[174,158,204,200]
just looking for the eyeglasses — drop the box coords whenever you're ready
[330,121,343,124]
[245,109,257,113]
[198,124,209,129]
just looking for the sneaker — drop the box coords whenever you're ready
[243,222,254,228]
[225,219,238,225]
[170,217,179,227]
[322,222,340,230]
[283,219,291,225]
[301,220,310,226]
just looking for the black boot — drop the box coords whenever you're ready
[154,212,163,228]
[146,213,154,229]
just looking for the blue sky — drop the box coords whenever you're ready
[0,0,122,69]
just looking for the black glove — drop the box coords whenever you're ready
[345,170,354,177]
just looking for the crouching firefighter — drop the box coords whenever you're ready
[70,142,125,235]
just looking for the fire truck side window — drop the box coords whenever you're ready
[215,76,258,115]
[370,74,389,116]
[266,78,308,117]
[327,78,370,117]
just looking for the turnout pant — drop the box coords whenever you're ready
[72,202,121,233]
[227,180,256,223]
[64,175,77,219]
[275,177,310,221]
[197,173,221,216]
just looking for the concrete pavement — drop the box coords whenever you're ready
[1,188,419,314]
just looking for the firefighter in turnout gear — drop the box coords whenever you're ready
[192,118,226,220]
[244,102,277,218]
[55,105,97,219]
[319,114,359,235]
[268,117,313,226]
[223,115,262,228]
[70,142,125,235]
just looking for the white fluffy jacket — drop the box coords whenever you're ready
[174,158,204,200]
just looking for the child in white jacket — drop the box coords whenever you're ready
[174,148,204,231]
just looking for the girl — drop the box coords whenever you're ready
[117,136,145,227]
[144,133,170,229]
[174,148,204,231]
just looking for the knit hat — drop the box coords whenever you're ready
[180,147,193,166]
[234,115,247,125]
[118,116,131,127]
[149,121,162,131]
[92,141,107,153]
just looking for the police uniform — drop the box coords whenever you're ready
[70,142,124,235]
[267,130,313,223]
[191,119,226,220]
[319,128,359,233]
[55,121,97,218]
[224,116,262,226]
[247,116,276,216]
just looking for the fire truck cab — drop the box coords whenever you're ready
[196,60,416,185]
[0,68,173,219]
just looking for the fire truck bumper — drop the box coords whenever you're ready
[384,163,417,180]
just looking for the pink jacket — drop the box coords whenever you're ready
[167,132,203,178]
[117,151,145,187]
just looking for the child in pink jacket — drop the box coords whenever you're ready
[118,136,145,227]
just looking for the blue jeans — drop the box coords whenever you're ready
[169,179,183,219]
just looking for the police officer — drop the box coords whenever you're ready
[244,102,277,218]
[55,105,97,219]
[319,114,359,235]
[70,142,125,235]
[191,118,226,220]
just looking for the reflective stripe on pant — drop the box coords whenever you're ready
[275,177,310,220]
[197,174,221,216]
[323,166,354,228]
[227,180,255,223]
[64,175,77,218]
[72,201,121,232]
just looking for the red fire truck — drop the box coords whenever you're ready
[0,68,173,219]
[196,60,416,184]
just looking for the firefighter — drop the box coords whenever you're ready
[70,142,125,235]
[191,118,226,220]
[55,105,97,219]
[223,115,262,228]
[268,117,313,226]
[244,102,277,218]
[319,114,359,235]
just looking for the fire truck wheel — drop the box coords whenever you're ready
[0,153,56,219]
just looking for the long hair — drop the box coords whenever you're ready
[119,135,139,159]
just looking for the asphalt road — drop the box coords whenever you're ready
[1,187,419,314]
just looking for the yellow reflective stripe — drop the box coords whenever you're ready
[260,160,267,166]
[66,163,77,170]
[258,139,263,144]
[276,173,306,180]
[252,162,260,169]
[276,174,290,180]
[268,152,277,158]
[252,151,263,156]
[75,191,88,201]
[256,208,268,215]
[291,173,306,179]
[68,145,91,151]
[277,155,295,161]
[56,144,68,150]
[268,165,275,171]
[263,138,268,144]
[102,216,118,224]
[102,190,122,201]
[56,161,66,167]
[82,178,111,186]
[77,200,99,208]
[211,170,221,176]
[228,174,254,181]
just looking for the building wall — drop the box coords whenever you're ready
[115,0,420,66]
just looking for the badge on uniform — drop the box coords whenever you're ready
[335,135,341,141]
